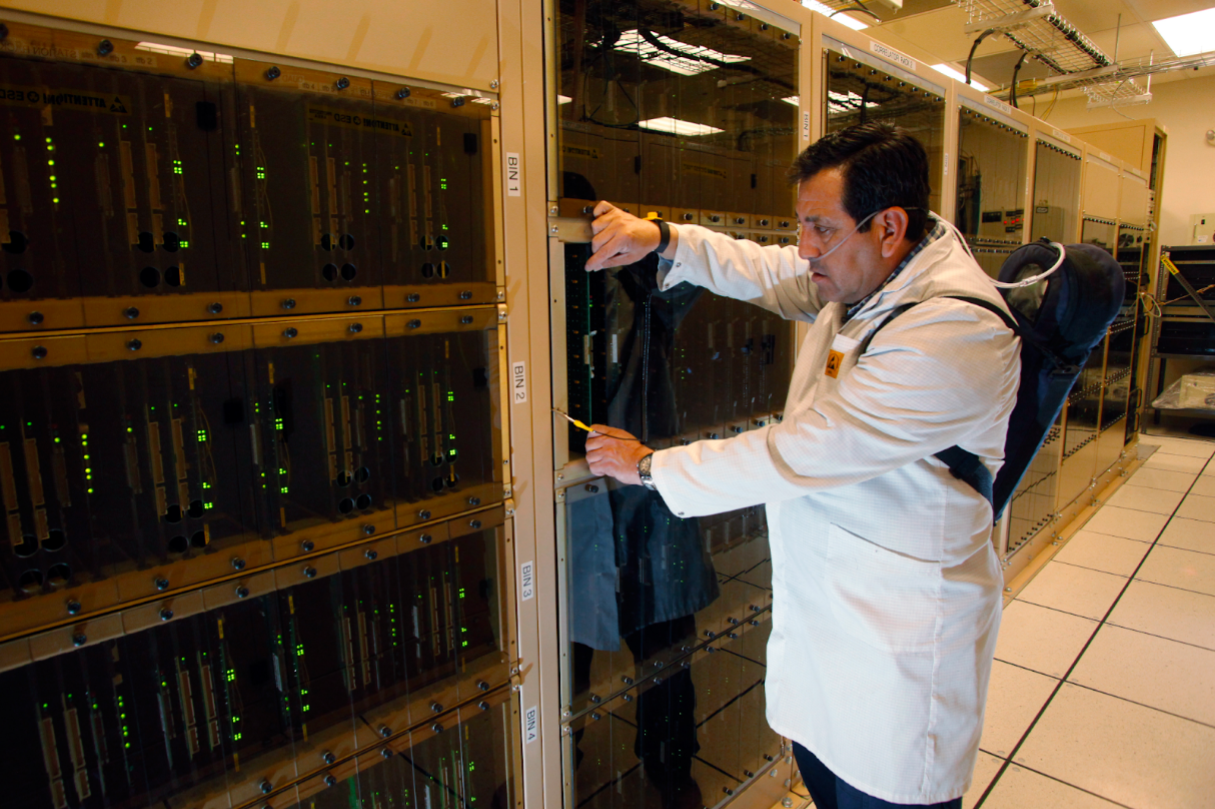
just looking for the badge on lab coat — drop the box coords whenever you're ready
[825,349,844,378]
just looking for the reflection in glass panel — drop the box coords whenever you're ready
[1081,218,1116,254]
[824,51,946,212]
[1030,141,1081,243]
[1116,225,1146,304]
[955,107,1028,277]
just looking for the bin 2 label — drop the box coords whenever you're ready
[512,361,528,403]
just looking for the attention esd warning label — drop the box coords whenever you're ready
[0,83,131,115]
[307,106,413,137]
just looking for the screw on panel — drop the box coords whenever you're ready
[259,779,272,794]
[208,302,224,314]
[418,509,432,520]
[490,80,499,90]
[407,319,422,329]
[380,725,392,738]
[28,311,44,325]
[301,539,315,552]
[266,66,281,80]
[66,599,82,615]
[396,87,411,99]
[431,722,443,733]
[154,577,170,591]
[235,585,250,599]
[348,322,363,334]
[323,773,337,787]
[283,327,298,339]
[477,680,490,691]
[381,748,393,759]
[32,346,48,360]
[406,293,421,303]
[451,97,465,108]
[491,102,499,111]
[97,39,114,56]
[124,307,140,320]
[347,296,362,307]
[281,298,296,310]
[126,339,143,352]
[362,524,375,536]
[231,557,246,571]
[210,333,225,344]
[364,548,378,561]
[479,701,490,711]
[469,519,482,529]
[186,53,204,69]
[430,702,443,713]
[459,290,473,300]
[335,77,350,90]
[159,608,174,622]
[303,566,317,578]
[322,751,336,765]
[72,633,87,647]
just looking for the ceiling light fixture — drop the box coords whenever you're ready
[801,0,868,31]
[637,117,724,136]
[930,63,990,92]
[1152,8,1215,58]
[613,30,750,76]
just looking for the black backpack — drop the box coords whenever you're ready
[863,239,1126,518]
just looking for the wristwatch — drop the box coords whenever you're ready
[637,452,657,491]
[644,212,671,255]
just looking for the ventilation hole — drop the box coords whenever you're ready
[355,493,372,510]
[339,233,355,250]
[340,263,357,281]
[322,263,338,282]
[162,232,181,252]
[337,470,352,487]
[43,529,67,552]
[139,266,161,288]
[2,230,28,253]
[444,472,461,488]
[321,233,335,251]
[164,266,182,287]
[45,563,71,587]
[14,534,38,558]
[436,261,450,279]
[165,504,183,523]
[187,500,205,518]
[137,232,155,253]
[431,451,444,467]
[18,569,43,594]
[354,466,370,484]
[421,235,435,251]
[421,262,435,279]
[431,478,445,493]
[338,498,355,514]
[168,535,189,554]
[7,269,33,293]
[190,530,208,548]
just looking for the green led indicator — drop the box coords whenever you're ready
[98,142,105,148]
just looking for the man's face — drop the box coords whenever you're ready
[794,169,894,305]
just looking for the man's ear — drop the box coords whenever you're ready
[874,207,910,258]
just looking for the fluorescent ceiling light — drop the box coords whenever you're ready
[782,96,800,106]
[826,90,880,112]
[637,117,724,136]
[1152,8,1215,57]
[557,95,573,105]
[801,0,868,31]
[136,42,233,63]
[613,29,751,76]
[931,63,990,92]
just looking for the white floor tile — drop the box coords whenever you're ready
[1125,466,1198,492]
[1079,505,1169,541]
[1017,563,1127,621]
[995,600,1097,678]
[1175,492,1215,523]
[1070,624,1215,727]
[1105,483,1186,514]
[1107,580,1215,651]
[1137,545,1215,597]
[981,764,1121,808]
[1014,683,1215,808]
[1138,437,1215,458]
[1188,475,1215,497]
[1054,530,1153,577]
[963,752,1004,809]
[979,661,1058,759]
[1143,453,1210,474]
[1157,516,1215,555]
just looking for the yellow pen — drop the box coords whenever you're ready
[552,408,594,433]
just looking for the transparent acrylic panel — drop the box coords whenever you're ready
[955,108,1028,278]
[1005,424,1059,553]
[824,52,946,212]
[1081,219,1115,254]
[1030,141,1081,244]
[1116,224,1146,305]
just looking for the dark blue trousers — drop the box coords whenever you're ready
[792,743,963,809]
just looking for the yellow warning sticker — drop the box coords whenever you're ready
[0,83,131,115]
[824,349,844,379]
[307,106,412,137]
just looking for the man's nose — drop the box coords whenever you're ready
[798,238,821,261]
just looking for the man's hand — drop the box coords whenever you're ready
[585,201,669,271]
[585,424,653,486]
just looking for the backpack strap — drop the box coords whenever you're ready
[857,295,1019,509]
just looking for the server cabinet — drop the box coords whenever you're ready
[1029,136,1082,244]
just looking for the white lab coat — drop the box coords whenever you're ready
[650,221,1020,804]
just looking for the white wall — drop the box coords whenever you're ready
[1043,74,1215,248]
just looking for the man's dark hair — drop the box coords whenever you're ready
[788,122,931,242]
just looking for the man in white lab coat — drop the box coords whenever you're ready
[583,123,1020,808]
